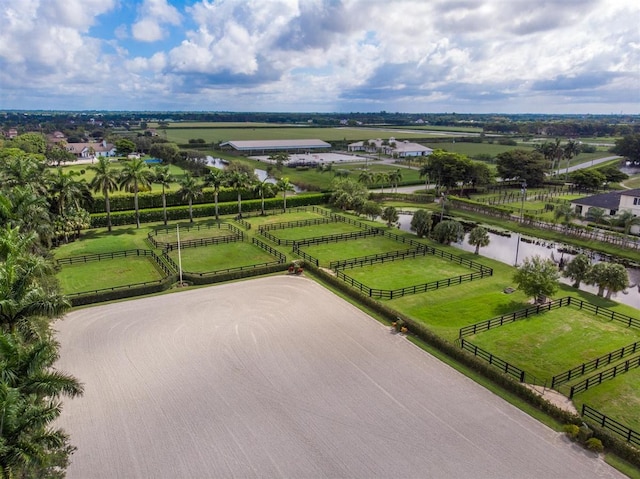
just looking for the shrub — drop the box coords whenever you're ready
[585,438,604,453]
[563,424,580,440]
[578,424,593,442]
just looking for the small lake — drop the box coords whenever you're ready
[207,156,304,193]
[396,214,640,310]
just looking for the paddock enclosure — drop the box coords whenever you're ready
[55,276,625,479]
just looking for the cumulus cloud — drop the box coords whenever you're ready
[0,0,637,112]
[132,0,182,42]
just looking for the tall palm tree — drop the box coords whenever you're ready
[225,171,252,217]
[358,170,375,188]
[3,187,53,249]
[615,210,640,235]
[276,177,295,213]
[203,168,225,221]
[585,207,609,226]
[153,165,174,226]
[178,174,202,223]
[389,169,403,193]
[562,139,581,180]
[554,202,576,229]
[89,157,119,232]
[48,168,91,216]
[118,158,154,229]
[375,171,389,195]
[254,177,275,216]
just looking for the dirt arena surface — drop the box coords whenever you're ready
[55,276,625,479]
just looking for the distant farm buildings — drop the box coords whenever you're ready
[220,139,331,155]
[347,138,433,158]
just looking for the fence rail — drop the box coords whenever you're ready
[459,338,526,382]
[258,217,335,232]
[252,237,287,262]
[56,249,156,265]
[148,223,244,250]
[164,233,243,251]
[552,340,640,388]
[581,405,640,446]
[459,298,571,337]
[329,247,427,270]
[264,228,383,247]
[569,355,640,398]
[570,298,640,329]
[235,217,251,230]
[335,268,489,299]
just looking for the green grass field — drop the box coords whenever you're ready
[467,308,640,379]
[152,223,237,243]
[300,236,414,267]
[269,222,363,241]
[343,254,478,290]
[245,211,326,228]
[573,369,640,431]
[57,256,164,294]
[168,241,277,273]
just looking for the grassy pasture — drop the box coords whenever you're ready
[468,308,640,380]
[164,126,443,144]
[245,211,326,228]
[299,236,413,267]
[343,255,477,290]
[57,256,164,294]
[168,241,276,273]
[573,369,640,431]
[268,222,363,241]
[152,224,236,243]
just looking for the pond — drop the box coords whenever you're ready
[396,214,640,309]
[206,156,304,192]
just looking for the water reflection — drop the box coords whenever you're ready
[396,214,640,309]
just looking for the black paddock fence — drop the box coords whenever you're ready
[148,222,244,250]
[458,338,527,382]
[458,297,639,338]
[329,247,427,270]
[264,228,383,247]
[569,355,640,398]
[551,340,640,389]
[258,216,336,232]
[235,217,251,230]
[57,250,175,306]
[582,405,640,447]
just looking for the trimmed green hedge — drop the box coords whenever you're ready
[68,275,177,306]
[183,263,287,286]
[90,193,330,227]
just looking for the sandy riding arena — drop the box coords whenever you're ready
[55,277,624,479]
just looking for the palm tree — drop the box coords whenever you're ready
[48,168,91,217]
[615,210,640,235]
[89,157,119,232]
[375,171,389,195]
[358,170,375,188]
[554,203,575,229]
[389,169,403,193]
[276,177,295,213]
[225,171,252,217]
[254,177,275,216]
[118,158,154,229]
[468,226,490,254]
[153,165,174,226]
[585,207,609,226]
[178,174,202,223]
[203,168,225,221]
[562,139,581,180]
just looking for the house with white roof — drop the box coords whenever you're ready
[347,137,433,158]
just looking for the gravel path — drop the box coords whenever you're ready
[55,276,625,479]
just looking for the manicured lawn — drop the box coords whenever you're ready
[422,142,532,158]
[467,308,640,379]
[245,211,326,228]
[573,369,640,432]
[343,254,478,290]
[152,222,237,243]
[57,257,164,294]
[300,236,414,267]
[168,241,277,273]
[270,222,363,240]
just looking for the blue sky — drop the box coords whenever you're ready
[0,0,638,114]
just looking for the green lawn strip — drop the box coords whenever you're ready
[57,256,164,294]
[300,236,413,267]
[270,221,363,240]
[245,211,326,228]
[343,255,476,290]
[467,308,640,379]
[572,368,640,432]
[168,241,277,273]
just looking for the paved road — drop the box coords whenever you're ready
[55,277,625,479]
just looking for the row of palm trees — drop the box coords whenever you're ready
[356,168,403,193]
[89,157,297,230]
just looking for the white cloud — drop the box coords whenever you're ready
[131,0,182,42]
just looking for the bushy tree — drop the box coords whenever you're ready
[512,256,560,303]
[150,142,180,163]
[612,133,640,163]
[468,226,490,254]
[586,262,629,298]
[410,209,432,238]
[563,254,591,288]
[329,177,368,211]
[570,169,605,190]
[381,206,399,227]
[496,149,548,187]
[432,220,464,245]
[362,201,382,221]
[115,138,136,157]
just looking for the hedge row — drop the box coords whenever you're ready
[183,263,287,286]
[90,187,264,213]
[90,193,329,228]
[68,275,176,307]
[303,262,640,466]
